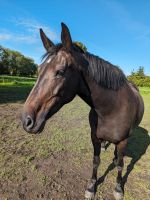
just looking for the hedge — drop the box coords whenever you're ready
[127,75,150,87]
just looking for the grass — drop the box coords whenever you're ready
[0,75,36,87]
[0,85,32,103]
[139,87,150,95]
[0,75,36,103]
[136,87,150,131]
[0,76,150,199]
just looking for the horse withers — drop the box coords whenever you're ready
[21,23,144,200]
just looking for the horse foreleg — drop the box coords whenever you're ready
[85,109,101,199]
[85,140,101,199]
[113,139,127,200]
[101,140,106,151]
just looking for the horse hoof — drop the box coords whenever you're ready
[113,190,124,200]
[85,190,95,199]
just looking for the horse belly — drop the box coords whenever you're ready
[96,121,129,144]
[96,106,133,143]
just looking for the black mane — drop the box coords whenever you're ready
[42,43,63,61]
[83,52,127,90]
[42,43,127,90]
[42,43,84,61]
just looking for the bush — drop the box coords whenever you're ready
[127,75,150,87]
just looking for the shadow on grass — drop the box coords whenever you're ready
[0,85,33,104]
[96,126,150,190]
[122,126,149,187]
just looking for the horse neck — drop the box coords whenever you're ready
[77,73,93,107]
[78,72,118,113]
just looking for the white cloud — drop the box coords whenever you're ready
[15,18,58,41]
[0,33,11,41]
[0,18,58,44]
[0,31,38,43]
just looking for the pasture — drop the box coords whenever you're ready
[0,75,36,87]
[0,77,150,200]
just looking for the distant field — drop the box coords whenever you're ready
[0,75,36,86]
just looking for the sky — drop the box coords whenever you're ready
[0,0,150,75]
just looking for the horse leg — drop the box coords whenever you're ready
[113,139,127,200]
[113,145,118,165]
[101,140,106,151]
[85,109,101,199]
[85,139,101,199]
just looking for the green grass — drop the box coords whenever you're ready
[0,85,32,103]
[0,75,36,103]
[140,91,150,131]
[0,75,36,87]
[139,87,150,95]
[0,75,36,82]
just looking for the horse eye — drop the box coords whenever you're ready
[56,69,65,77]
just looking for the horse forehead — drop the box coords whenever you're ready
[56,51,70,65]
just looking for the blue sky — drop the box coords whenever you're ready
[0,0,150,75]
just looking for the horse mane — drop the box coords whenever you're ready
[42,43,84,61]
[83,52,127,90]
[41,43,63,61]
[41,43,127,90]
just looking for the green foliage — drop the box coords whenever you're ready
[131,66,145,77]
[0,46,10,74]
[16,55,37,76]
[128,76,150,87]
[0,45,37,76]
[73,41,87,52]
[128,66,150,87]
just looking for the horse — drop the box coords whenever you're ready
[21,23,144,200]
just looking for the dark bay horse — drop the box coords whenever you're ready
[21,23,144,200]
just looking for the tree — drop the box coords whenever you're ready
[0,45,37,76]
[16,56,37,76]
[136,66,145,77]
[0,46,10,74]
[8,51,21,75]
[127,66,150,87]
[131,66,145,77]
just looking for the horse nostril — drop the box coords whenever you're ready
[25,115,34,130]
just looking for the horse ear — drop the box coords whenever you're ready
[61,22,72,50]
[40,28,54,51]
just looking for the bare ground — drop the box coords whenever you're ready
[0,88,150,200]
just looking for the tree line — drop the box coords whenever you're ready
[0,46,37,76]
[0,44,150,87]
[127,66,150,87]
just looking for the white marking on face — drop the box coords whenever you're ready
[57,52,67,66]
[47,57,52,63]
[60,56,66,65]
